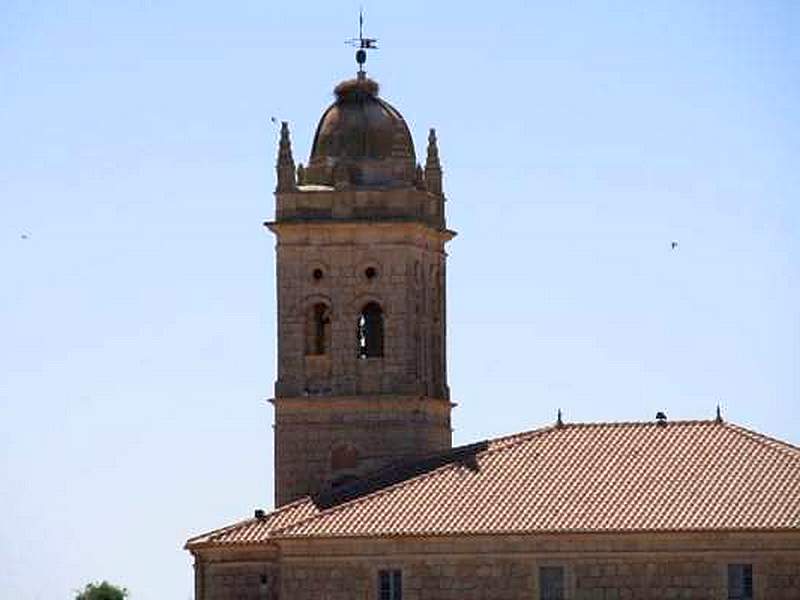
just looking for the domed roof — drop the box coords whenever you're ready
[304,77,416,188]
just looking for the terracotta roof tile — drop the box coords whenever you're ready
[184,498,316,548]
[186,420,800,547]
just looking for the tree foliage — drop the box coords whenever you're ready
[75,581,128,600]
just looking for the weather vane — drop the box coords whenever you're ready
[345,8,378,77]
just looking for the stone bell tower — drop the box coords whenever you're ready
[267,65,454,506]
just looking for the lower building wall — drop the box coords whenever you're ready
[193,533,800,600]
[765,560,800,599]
[278,557,800,600]
[193,548,279,600]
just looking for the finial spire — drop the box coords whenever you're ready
[715,403,723,423]
[424,128,443,195]
[556,408,564,428]
[276,121,296,192]
[346,8,378,78]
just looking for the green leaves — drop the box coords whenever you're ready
[75,581,128,600]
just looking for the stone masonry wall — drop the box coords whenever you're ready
[274,395,451,504]
[270,222,453,506]
[198,555,800,600]
[193,532,800,599]
[271,223,450,400]
[197,557,279,600]
[274,533,800,600]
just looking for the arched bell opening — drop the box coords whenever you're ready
[357,302,384,358]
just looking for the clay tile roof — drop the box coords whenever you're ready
[184,498,316,548]
[185,420,800,548]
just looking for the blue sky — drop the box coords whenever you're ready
[1,1,798,598]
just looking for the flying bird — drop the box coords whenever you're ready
[20,232,30,240]
[670,241,678,250]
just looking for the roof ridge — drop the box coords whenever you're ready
[723,422,800,461]
[473,423,557,446]
[564,418,717,428]
[485,419,719,447]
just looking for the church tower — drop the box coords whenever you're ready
[267,60,455,506]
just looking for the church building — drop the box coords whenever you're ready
[185,48,800,599]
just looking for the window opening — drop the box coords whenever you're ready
[727,564,753,600]
[365,266,377,280]
[378,569,402,600]
[306,303,331,355]
[357,302,384,358]
[312,268,323,280]
[330,443,359,471]
[539,566,565,600]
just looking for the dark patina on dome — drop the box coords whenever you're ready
[304,77,416,188]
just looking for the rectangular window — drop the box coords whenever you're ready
[539,566,565,600]
[378,569,402,600]
[727,564,753,600]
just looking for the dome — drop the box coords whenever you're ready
[304,77,416,188]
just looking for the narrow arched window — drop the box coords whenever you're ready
[306,303,330,355]
[357,302,383,358]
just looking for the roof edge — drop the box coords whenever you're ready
[184,496,313,549]
[195,525,800,547]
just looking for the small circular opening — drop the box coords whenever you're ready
[365,267,377,280]
[312,268,323,280]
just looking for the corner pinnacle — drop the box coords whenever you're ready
[276,121,297,192]
[424,128,443,196]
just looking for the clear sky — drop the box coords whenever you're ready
[1,1,798,598]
